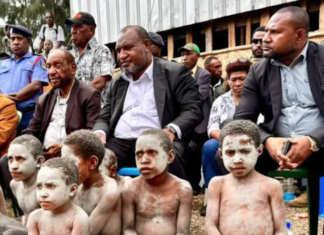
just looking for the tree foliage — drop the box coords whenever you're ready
[0,0,70,51]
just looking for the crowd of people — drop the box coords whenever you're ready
[0,5,323,235]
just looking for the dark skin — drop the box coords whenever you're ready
[205,59,222,85]
[263,11,312,169]
[251,31,265,58]
[70,24,110,91]
[181,50,199,70]
[37,13,61,53]
[5,35,43,102]
[150,43,162,57]
[43,49,77,159]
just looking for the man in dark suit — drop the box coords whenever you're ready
[231,7,324,232]
[94,26,202,179]
[179,43,211,192]
[23,49,101,158]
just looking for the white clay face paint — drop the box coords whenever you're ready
[222,134,259,177]
[61,145,81,166]
[36,167,73,211]
[135,136,168,179]
[99,154,111,177]
[8,144,37,181]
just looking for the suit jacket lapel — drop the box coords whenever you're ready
[307,44,324,115]
[268,62,282,124]
[111,78,128,125]
[65,79,79,126]
[153,58,166,126]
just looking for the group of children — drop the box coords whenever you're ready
[0,120,287,235]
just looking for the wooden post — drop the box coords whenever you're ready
[228,20,235,48]
[167,34,174,60]
[301,0,307,11]
[186,28,193,43]
[320,0,324,30]
[246,16,251,44]
[260,8,270,26]
[204,22,213,52]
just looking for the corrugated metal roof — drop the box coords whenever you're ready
[70,0,299,44]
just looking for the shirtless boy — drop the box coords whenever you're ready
[8,135,45,225]
[62,130,121,235]
[122,130,193,235]
[27,158,89,235]
[205,120,287,235]
[99,148,131,190]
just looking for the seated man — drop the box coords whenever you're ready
[94,26,202,180]
[0,93,18,157]
[8,135,45,225]
[27,158,90,235]
[205,120,286,235]
[23,49,101,159]
[122,130,192,235]
[62,130,121,235]
[100,148,131,190]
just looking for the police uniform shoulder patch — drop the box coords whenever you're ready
[41,61,47,69]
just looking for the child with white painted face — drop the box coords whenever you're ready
[122,129,193,235]
[61,130,121,235]
[205,120,287,235]
[8,135,45,225]
[99,148,131,190]
[27,158,90,235]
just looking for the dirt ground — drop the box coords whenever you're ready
[190,194,324,235]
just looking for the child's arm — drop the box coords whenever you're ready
[71,209,90,235]
[205,177,222,235]
[176,181,193,235]
[122,182,138,235]
[26,210,40,235]
[269,179,287,235]
[89,187,120,235]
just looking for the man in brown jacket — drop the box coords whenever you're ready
[0,94,18,157]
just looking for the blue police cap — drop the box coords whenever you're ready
[9,25,32,39]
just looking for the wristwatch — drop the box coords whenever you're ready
[306,135,319,152]
[167,125,178,139]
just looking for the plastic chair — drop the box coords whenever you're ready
[118,167,140,177]
[268,169,319,235]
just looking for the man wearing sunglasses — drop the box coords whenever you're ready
[250,26,266,63]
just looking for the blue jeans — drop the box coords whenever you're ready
[202,139,220,188]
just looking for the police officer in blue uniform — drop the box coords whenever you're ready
[0,25,48,134]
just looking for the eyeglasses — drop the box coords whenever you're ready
[252,38,263,45]
[229,58,249,64]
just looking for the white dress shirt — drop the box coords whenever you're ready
[43,89,71,147]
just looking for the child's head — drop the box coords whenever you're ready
[8,135,44,181]
[100,149,118,178]
[36,158,79,211]
[219,120,263,177]
[62,130,105,184]
[135,130,175,179]
[44,39,53,53]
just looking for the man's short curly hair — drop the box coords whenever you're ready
[64,130,106,167]
[220,120,260,148]
[10,135,43,159]
[42,157,79,185]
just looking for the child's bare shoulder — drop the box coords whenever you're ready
[258,173,281,187]
[28,208,43,220]
[72,204,89,222]
[122,177,141,193]
[209,175,227,189]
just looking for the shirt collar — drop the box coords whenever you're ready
[10,52,32,60]
[271,41,309,68]
[191,64,198,77]
[45,23,57,29]
[121,57,154,82]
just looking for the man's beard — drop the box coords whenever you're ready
[122,51,147,75]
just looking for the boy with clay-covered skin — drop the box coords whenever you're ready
[27,158,90,235]
[99,148,131,190]
[8,135,45,225]
[122,129,193,235]
[61,130,121,235]
[205,120,287,235]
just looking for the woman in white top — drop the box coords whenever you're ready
[200,58,252,216]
